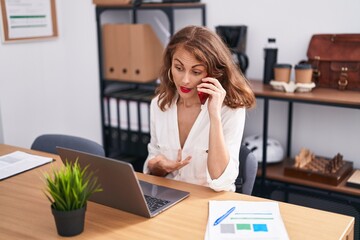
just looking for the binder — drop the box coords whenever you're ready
[109,97,119,128]
[140,102,150,133]
[103,97,109,126]
[119,99,128,130]
[103,97,119,157]
[129,100,138,131]
[113,89,153,157]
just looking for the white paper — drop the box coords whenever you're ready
[205,200,289,240]
[5,0,54,39]
[0,151,52,180]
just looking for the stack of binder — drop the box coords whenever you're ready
[103,87,155,171]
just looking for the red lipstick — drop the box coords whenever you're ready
[180,86,192,93]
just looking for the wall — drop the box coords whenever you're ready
[0,103,3,143]
[0,1,102,147]
[0,0,359,165]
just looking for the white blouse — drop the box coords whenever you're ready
[143,95,246,192]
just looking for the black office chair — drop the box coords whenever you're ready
[31,134,105,156]
[235,145,258,195]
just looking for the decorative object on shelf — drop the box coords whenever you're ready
[269,80,316,93]
[243,135,284,163]
[215,25,249,74]
[284,148,353,185]
[43,160,102,237]
[294,63,313,84]
[263,38,278,84]
[273,63,292,83]
[306,34,360,91]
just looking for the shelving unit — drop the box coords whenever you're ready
[249,79,360,238]
[93,2,206,171]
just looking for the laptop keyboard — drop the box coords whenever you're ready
[144,195,170,212]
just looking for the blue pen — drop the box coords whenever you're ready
[213,206,236,226]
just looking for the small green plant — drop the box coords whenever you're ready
[44,159,102,211]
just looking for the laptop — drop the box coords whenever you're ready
[56,147,190,218]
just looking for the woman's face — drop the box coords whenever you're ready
[171,46,207,101]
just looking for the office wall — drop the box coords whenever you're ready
[0,103,3,143]
[0,1,102,147]
[0,0,359,165]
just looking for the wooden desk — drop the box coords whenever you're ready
[0,144,354,240]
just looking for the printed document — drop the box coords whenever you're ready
[205,200,289,240]
[0,151,52,180]
[4,0,53,39]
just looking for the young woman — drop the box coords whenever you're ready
[143,25,256,192]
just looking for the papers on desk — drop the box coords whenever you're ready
[0,151,53,180]
[205,200,289,240]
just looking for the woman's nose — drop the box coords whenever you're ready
[181,72,191,85]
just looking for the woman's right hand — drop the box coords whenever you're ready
[148,149,191,177]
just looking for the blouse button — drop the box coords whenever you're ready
[206,150,208,153]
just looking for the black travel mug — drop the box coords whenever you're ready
[263,38,278,84]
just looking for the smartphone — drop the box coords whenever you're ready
[198,76,210,105]
[198,91,209,105]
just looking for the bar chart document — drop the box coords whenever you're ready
[205,200,289,240]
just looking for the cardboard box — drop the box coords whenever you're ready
[102,24,164,83]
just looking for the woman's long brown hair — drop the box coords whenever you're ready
[156,25,256,111]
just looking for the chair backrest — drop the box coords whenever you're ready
[31,134,105,157]
[235,145,258,195]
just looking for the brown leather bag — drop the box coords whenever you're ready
[307,34,360,90]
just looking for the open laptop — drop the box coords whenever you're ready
[56,147,189,218]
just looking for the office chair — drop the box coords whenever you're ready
[235,145,258,195]
[31,134,105,156]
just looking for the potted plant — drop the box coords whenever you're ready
[44,159,102,237]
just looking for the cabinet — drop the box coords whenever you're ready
[250,79,360,238]
[94,2,206,171]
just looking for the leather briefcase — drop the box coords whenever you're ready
[307,34,360,90]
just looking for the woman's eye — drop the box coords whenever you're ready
[193,71,202,75]
[175,66,183,71]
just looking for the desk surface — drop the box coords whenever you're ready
[0,144,354,240]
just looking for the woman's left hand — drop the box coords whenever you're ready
[197,77,226,118]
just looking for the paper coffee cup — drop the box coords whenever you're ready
[295,64,313,84]
[273,64,292,83]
